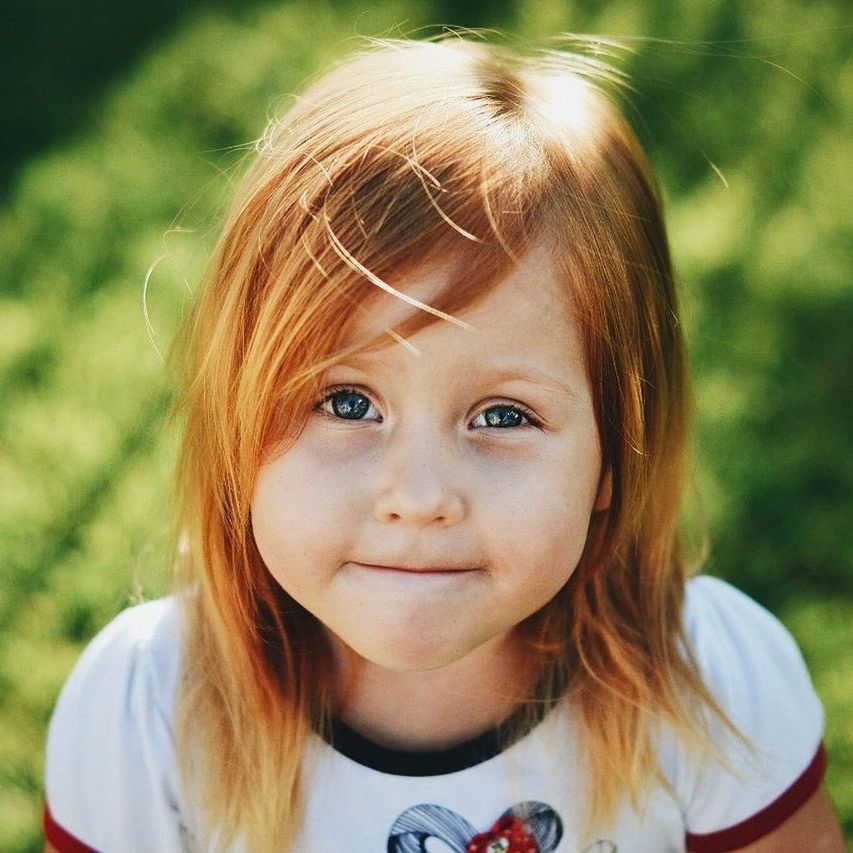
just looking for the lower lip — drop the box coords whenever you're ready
[355,563,473,575]
[345,564,480,597]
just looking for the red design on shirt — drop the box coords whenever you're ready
[467,814,539,852]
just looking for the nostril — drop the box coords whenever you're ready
[373,488,465,527]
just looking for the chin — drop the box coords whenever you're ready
[379,650,472,673]
[338,628,485,674]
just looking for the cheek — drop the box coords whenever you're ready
[474,438,600,517]
[471,443,599,576]
[251,452,358,582]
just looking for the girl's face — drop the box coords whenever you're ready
[251,244,605,675]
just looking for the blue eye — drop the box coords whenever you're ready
[471,404,535,429]
[319,389,380,421]
[318,391,533,427]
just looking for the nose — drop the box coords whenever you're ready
[372,426,466,528]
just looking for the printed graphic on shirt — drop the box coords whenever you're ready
[387,800,617,852]
[387,800,559,852]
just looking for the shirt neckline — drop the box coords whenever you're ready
[325,698,555,777]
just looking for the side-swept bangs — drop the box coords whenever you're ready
[189,41,665,517]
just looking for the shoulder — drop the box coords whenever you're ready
[673,576,826,848]
[682,575,824,737]
[44,596,190,852]
[47,596,182,749]
[63,595,180,681]
[683,575,809,665]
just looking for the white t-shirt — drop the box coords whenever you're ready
[43,576,825,852]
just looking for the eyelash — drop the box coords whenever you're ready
[316,386,541,429]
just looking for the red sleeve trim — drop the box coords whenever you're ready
[685,741,826,852]
[43,803,99,853]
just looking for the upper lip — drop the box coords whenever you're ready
[352,561,477,573]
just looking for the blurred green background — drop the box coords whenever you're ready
[1,0,850,849]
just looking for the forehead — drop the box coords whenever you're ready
[343,243,574,349]
[333,245,589,401]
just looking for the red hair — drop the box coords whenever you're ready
[171,36,725,849]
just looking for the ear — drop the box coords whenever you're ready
[594,468,612,512]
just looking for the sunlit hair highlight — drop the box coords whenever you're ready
[171,35,728,850]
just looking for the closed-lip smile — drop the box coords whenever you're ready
[352,561,476,574]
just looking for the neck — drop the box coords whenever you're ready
[331,633,538,752]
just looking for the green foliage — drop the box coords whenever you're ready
[1,1,850,848]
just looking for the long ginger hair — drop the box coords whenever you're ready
[172,35,724,850]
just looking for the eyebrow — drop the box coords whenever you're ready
[469,366,582,400]
[338,351,581,401]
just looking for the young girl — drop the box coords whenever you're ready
[43,36,844,852]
